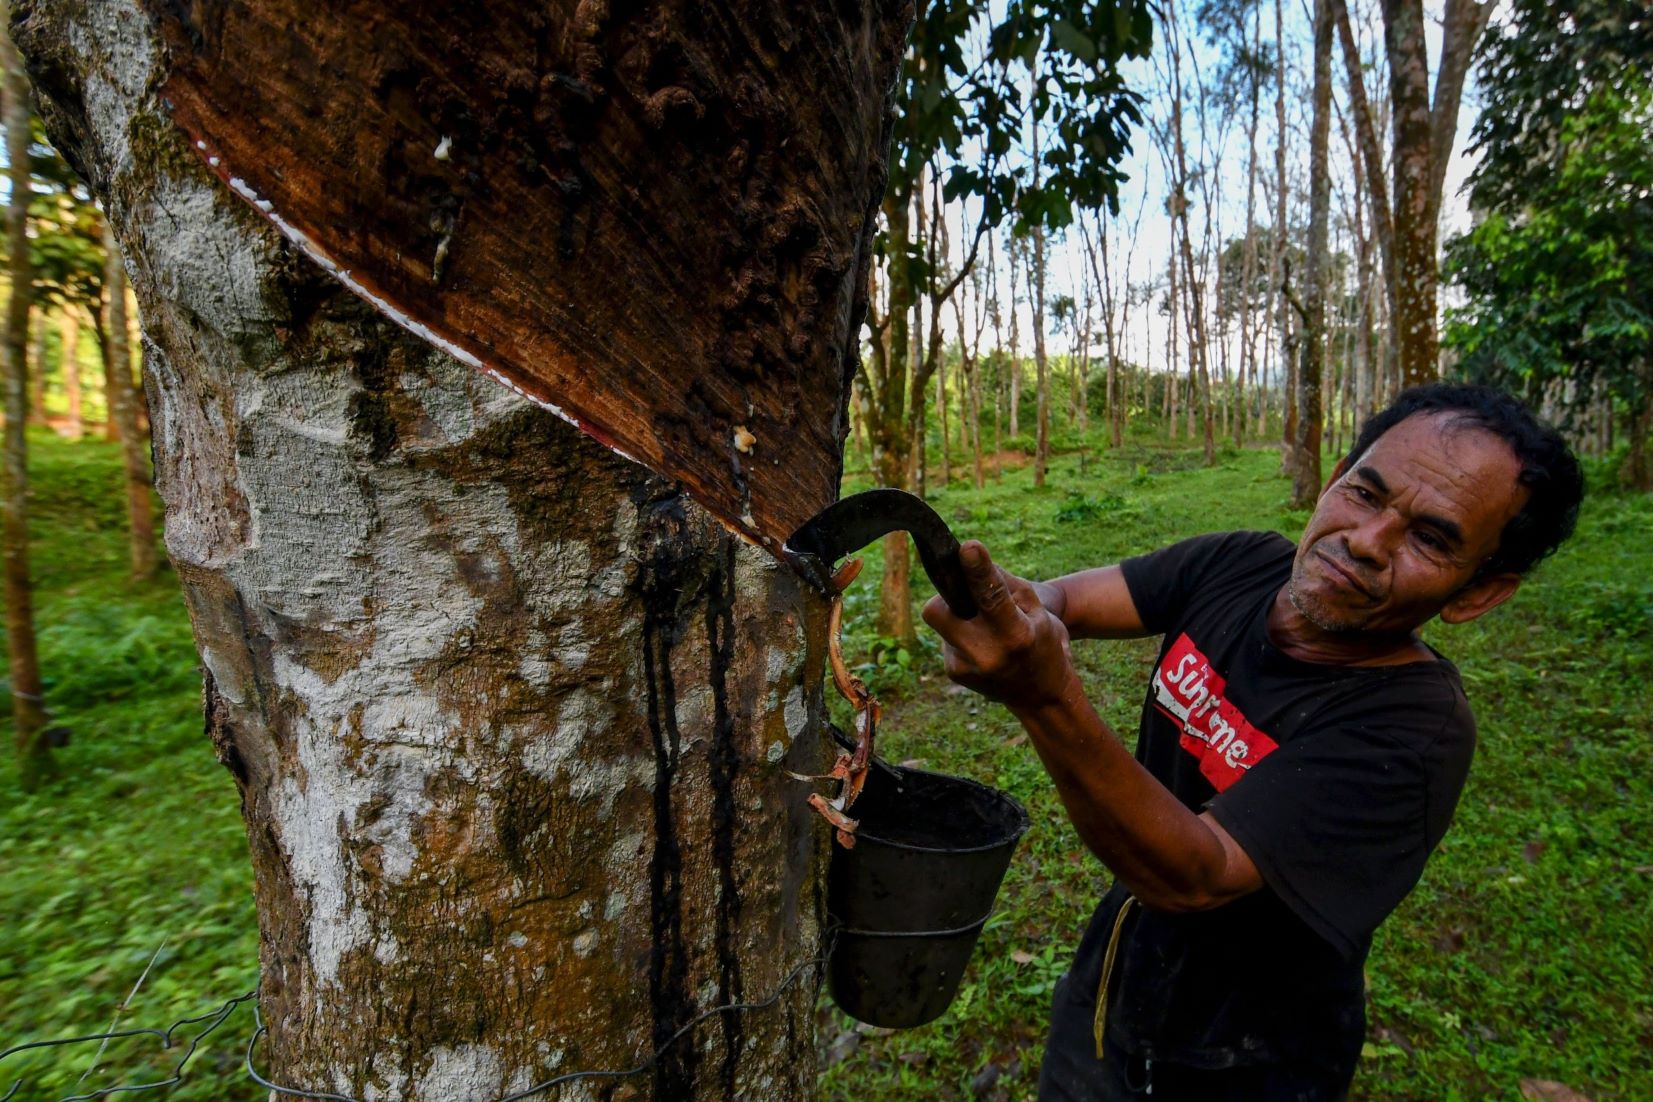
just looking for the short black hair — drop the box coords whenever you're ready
[1344,383,1583,577]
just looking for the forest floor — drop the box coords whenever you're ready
[3,429,1650,1101]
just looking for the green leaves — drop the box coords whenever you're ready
[1444,45,1653,448]
[1049,19,1098,64]
[887,0,1154,235]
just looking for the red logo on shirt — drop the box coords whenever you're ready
[1151,633,1279,792]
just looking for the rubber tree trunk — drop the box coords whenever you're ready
[27,304,46,423]
[870,193,917,647]
[102,225,157,580]
[1162,0,1215,469]
[59,307,82,437]
[1380,0,1491,389]
[2,0,49,788]
[1008,235,1021,439]
[1031,223,1050,488]
[1273,0,1295,467]
[19,0,902,1096]
[1629,393,1651,492]
[1292,0,1333,508]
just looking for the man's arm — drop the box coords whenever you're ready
[1034,564,1149,641]
[922,541,1263,913]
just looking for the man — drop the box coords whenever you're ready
[922,384,1583,1100]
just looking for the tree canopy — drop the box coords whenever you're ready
[1445,0,1653,482]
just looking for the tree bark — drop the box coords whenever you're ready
[986,233,1004,476]
[27,305,46,424]
[2,0,49,787]
[952,270,985,490]
[21,0,899,1095]
[1008,232,1022,440]
[102,226,158,580]
[1238,3,1260,453]
[1382,0,1435,389]
[1330,0,1395,329]
[1031,221,1050,487]
[1165,252,1179,438]
[59,306,82,437]
[1163,0,1214,467]
[869,194,916,645]
[1628,391,1651,492]
[1273,0,1295,469]
[1082,214,1123,450]
[1293,0,1333,507]
[1381,0,1492,388]
[937,351,950,485]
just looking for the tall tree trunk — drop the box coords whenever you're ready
[59,307,82,437]
[969,344,983,489]
[1381,0,1492,388]
[1331,63,1377,430]
[1008,233,1021,440]
[1383,0,1435,390]
[1293,0,1334,507]
[908,188,927,498]
[1274,0,1296,470]
[1082,213,1121,449]
[94,297,118,440]
[1165,253,1179,439]
[953,272,985,490]
[24,0,899,1095]
[126,284,150,431]
[849,375,868,473]
[1628,391,1651,491]
[934,175,951,489]
[1237,0,1263,450]
[1031,217,1050,488]
[102,227,158,580]
[3,0,49,787]
[1164,0,1215,466]
[937,353,950,486]
[987,235,1004,477]
[871,193,916,645]
[27,306,46,424]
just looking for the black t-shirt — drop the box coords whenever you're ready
[1065,530,1475,1075]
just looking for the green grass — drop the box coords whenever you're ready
[3,430,1649,1101]
[0,431,259,1102]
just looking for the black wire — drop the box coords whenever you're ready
[5,929,836,1102]
[0,992,256,1102]
[246,931,838,1102]
[244,1003,357,1102]
[496,939,833,1102]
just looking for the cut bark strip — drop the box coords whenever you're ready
[808,569,880,842]
[808,793,859,850]
[138,0,908,549]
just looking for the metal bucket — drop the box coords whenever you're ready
[826,754,1030,1028]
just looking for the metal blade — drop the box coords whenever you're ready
[784,489,977,619]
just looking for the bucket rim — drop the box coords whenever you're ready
[852,767,1031,854]
[832,912,993,939]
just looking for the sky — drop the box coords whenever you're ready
[921,0,1488,382]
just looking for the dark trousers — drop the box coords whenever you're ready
[1037,974,1351,1102]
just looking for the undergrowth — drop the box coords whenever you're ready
[3,431,1648,1101]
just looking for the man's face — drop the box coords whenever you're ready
[1289,413,1529,636]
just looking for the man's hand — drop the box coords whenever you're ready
[921,541,1077,709]
[921,540,1263,912]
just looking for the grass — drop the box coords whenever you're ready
[0,431,259,1102]
[3,429,1649,1101]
